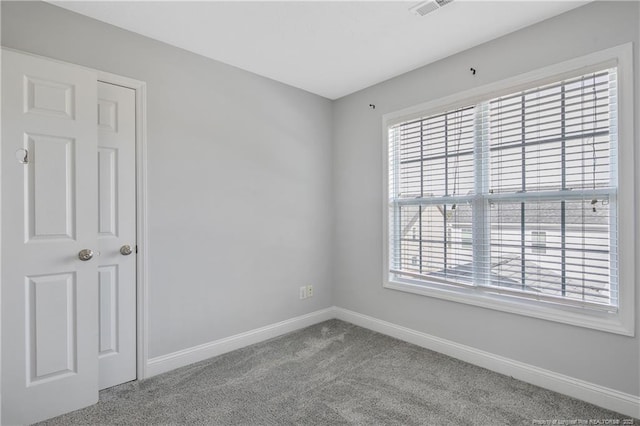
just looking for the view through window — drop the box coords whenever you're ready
[388,67,617,310]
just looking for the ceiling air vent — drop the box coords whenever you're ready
[409,0,454,17]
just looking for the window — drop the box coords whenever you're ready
[530,231,547,255]
[383,45,634,335]
[460,228,473,245]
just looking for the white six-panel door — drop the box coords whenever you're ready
[2,50,139,425]
[1,49,100,425]
[97,81,137,390]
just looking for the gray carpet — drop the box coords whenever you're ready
[39,320,636,425]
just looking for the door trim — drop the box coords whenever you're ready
[97,71,149,381]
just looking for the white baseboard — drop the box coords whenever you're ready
[334,307,640,419]
[146,305,639,419]
[146,307,336,377]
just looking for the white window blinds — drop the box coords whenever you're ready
[389,106,477,286]
[388,67,617,310]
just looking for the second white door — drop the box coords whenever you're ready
[97,81,137,390]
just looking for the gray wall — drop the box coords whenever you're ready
[332,1,640,396]
[1,1,334,358]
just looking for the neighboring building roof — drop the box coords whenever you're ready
[402,199,609,233]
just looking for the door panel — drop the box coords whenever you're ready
[98,148,117,236]
[28,273,77,382]
[98,265,118,355]
[97,81,137,390]
[2,49,99,425]
[26,133,76,240]
[24,76,75,120]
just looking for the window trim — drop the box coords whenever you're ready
[382,43,635,336]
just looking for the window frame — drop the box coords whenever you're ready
[382,44,635,336]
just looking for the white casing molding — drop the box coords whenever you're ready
[334,307,640,419]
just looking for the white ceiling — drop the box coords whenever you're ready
[49,1,588,100]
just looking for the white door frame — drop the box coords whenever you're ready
[0,48,150,395]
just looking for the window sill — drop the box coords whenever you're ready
[384,278,633,336]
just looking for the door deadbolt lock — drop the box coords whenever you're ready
[78,249,94,261]
[120,245,133,256]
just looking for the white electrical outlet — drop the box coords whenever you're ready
[299,286,307,299]
[307,285,313,297]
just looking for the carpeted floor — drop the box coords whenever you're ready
[39,320,636,425]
